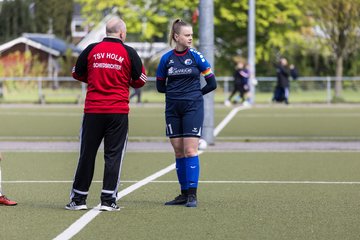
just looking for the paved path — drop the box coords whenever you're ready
[0,141,359,152]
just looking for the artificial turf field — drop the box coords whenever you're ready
[0,104,360,240]
[0,104,359,141]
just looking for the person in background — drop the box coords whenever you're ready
[130,88,142,104]
[156,19,217,208]
[272,57,291,104]
[0,152,17,206]
[66,16,147,211]
[290,64,298,81]
[225,61,250,106]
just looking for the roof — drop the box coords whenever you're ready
[0,33,82,57]
[75,14,109,50]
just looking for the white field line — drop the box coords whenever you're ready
[152,180,360,185]
[53,164,175,240]
[234,113,360,118]
[201,180,360,184]
[4,149,357,153]
[1,135,360,143]
[5,180,360,185]
[151,180,360,185]
[53,106,249,240]
[2,110,359,118]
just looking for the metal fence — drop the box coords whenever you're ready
[0,76,359,104]
[223,76,360,104]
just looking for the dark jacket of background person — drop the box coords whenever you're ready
[276,64,290,88]
[233,66,249,88]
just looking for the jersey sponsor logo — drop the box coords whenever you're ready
[168,67,192,76]
[184,59,192,65]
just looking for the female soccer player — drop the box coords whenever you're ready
[156,19,217,207]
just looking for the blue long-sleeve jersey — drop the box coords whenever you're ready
[156,48,215,101]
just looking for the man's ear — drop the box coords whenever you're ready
[120,33,125,41]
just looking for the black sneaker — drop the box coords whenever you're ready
[185,194,197,208]
[100,201,120,211]
[65,199,87,210]
[164,194,188,205]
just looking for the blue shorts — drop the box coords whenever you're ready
[165,99,204,138]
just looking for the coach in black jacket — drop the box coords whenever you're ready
[273,58,291,104]
[66,16,146,211]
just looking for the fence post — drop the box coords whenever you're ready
[0,78,3,99]
[223,78,229,103]
[81,82,86,103]
[38,77,44,104]
[326,76,331,104]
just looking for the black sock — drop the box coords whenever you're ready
[188,188,197,196]
[181,189,189,196]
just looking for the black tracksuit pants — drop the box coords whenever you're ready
[70,113,128,203]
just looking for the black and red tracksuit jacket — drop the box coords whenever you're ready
[72,37,147,113]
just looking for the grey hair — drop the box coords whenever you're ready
[106,16,126,36]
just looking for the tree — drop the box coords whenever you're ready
[76,0,197,41]
[214,0,307,75]
[76,0,308,75]
[76,0,197,73]
[0,0,74,43]
[33,0,74,41]
[0,0,34,43]
[306,0,360,100]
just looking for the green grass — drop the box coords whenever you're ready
[1,88,360,104]
[0,106,83,140]
[254,89,360,103]
[0,105,359,141]
[0,105,232,141]
[0,88,83,104]
[1,152,360,240]
[1,104,360,239]
[217,105,360,141]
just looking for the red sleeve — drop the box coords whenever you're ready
[123,44,147,88]
[130,65,147,88]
